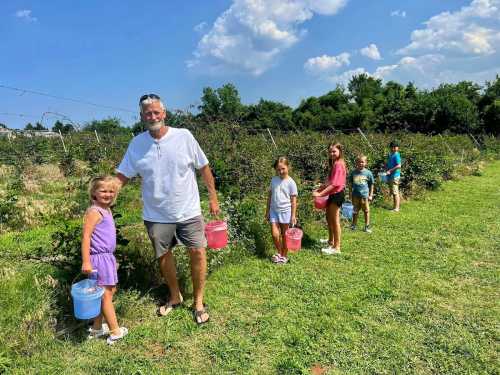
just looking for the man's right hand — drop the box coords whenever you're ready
[209,198,220,216]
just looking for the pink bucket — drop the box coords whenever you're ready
[314,195,329,209]
[285,228,303,252]
[205,220,228,249]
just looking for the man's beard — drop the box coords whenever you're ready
[145,121,164,132]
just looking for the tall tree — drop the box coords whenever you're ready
[52,120,74,134]
[83,117,123,133]
[217,83,244,122]
[243,99,294,130]
[479,75,500,135]
[348,74,383,106]
[199,87,221,122]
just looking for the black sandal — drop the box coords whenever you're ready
[192,304,210,325]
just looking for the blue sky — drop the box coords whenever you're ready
[1,0,499,129]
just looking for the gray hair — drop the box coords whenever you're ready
[139,98,166,113]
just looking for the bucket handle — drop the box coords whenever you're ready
[71,270,98,286]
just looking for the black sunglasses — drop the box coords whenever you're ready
[139,93,161,103]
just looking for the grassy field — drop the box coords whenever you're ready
[1,162,499,374]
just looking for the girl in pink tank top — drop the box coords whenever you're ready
[81,176,128,345]
[312,143,347,254]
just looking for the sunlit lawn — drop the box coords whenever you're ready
[0,162,499,374]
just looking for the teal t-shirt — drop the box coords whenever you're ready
[349,169,374,198]
[387,152,401,179]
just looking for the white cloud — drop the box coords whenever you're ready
[360,43,382,60]
[304,52,350,74]
[311,1,500,89]
[327,67,370,85]
[390,10,406,18]
[15,9,37,22]
[188,0,348,75]
[372,55,446,87]
[327,53,497,89]
[325,56,445,87]
[398,0,500,56]
[194,22,207,33]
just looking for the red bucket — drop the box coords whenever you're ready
[285,228,303,252]
[314,195,329,209]
[205,220,228,249]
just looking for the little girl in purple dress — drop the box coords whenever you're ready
[81,176,128,345]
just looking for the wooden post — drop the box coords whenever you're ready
[357,128,375,151]
[438,134,454,155]
[58,130,67,153]
[266,128,278,150]
[468,132,481,148]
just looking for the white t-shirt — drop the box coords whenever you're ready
[117,128,209,223]
[270,176,298,212]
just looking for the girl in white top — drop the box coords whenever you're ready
[265,156,298,264]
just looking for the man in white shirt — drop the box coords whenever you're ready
[116,93,219,325]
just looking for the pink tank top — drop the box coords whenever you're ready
[328,161,346,194]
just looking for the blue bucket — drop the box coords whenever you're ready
[379,172,388,183]
[341,202,353,220]
[71,278,104,320]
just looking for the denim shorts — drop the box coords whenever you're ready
[144,215,207,258]
[269,209,291,224]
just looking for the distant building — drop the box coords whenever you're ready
[33,130,60,138]
[0,128,14,138]
[21,130,60,138]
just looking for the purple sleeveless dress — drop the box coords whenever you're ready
[89,206,118,286]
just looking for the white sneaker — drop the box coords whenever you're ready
[277,256,289,264]
[321,246,335,255]
[321,246,341,255]
[87,323,109,339]
[319,239,330,244]
[271,253,281,262]
[106,327,128,345]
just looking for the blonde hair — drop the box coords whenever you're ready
[328,142,346,169]
[273,156,290,169]
[88,176,118,206]
[356,154,367,163]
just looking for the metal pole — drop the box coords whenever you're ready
[357,128,375,151]
[266,128,278,150]
[58,129,67,153]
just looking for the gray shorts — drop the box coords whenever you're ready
[144,215,207,258]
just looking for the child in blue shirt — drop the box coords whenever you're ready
[348,155,374,233]
[385,141,402,212]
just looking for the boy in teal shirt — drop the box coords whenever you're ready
[385,141,402,212]
[348,155,374,233]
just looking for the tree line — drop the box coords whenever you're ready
[5,74,499,135]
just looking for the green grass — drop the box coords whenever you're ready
[1,162,499,374]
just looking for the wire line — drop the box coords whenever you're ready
[0,84,136,113]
